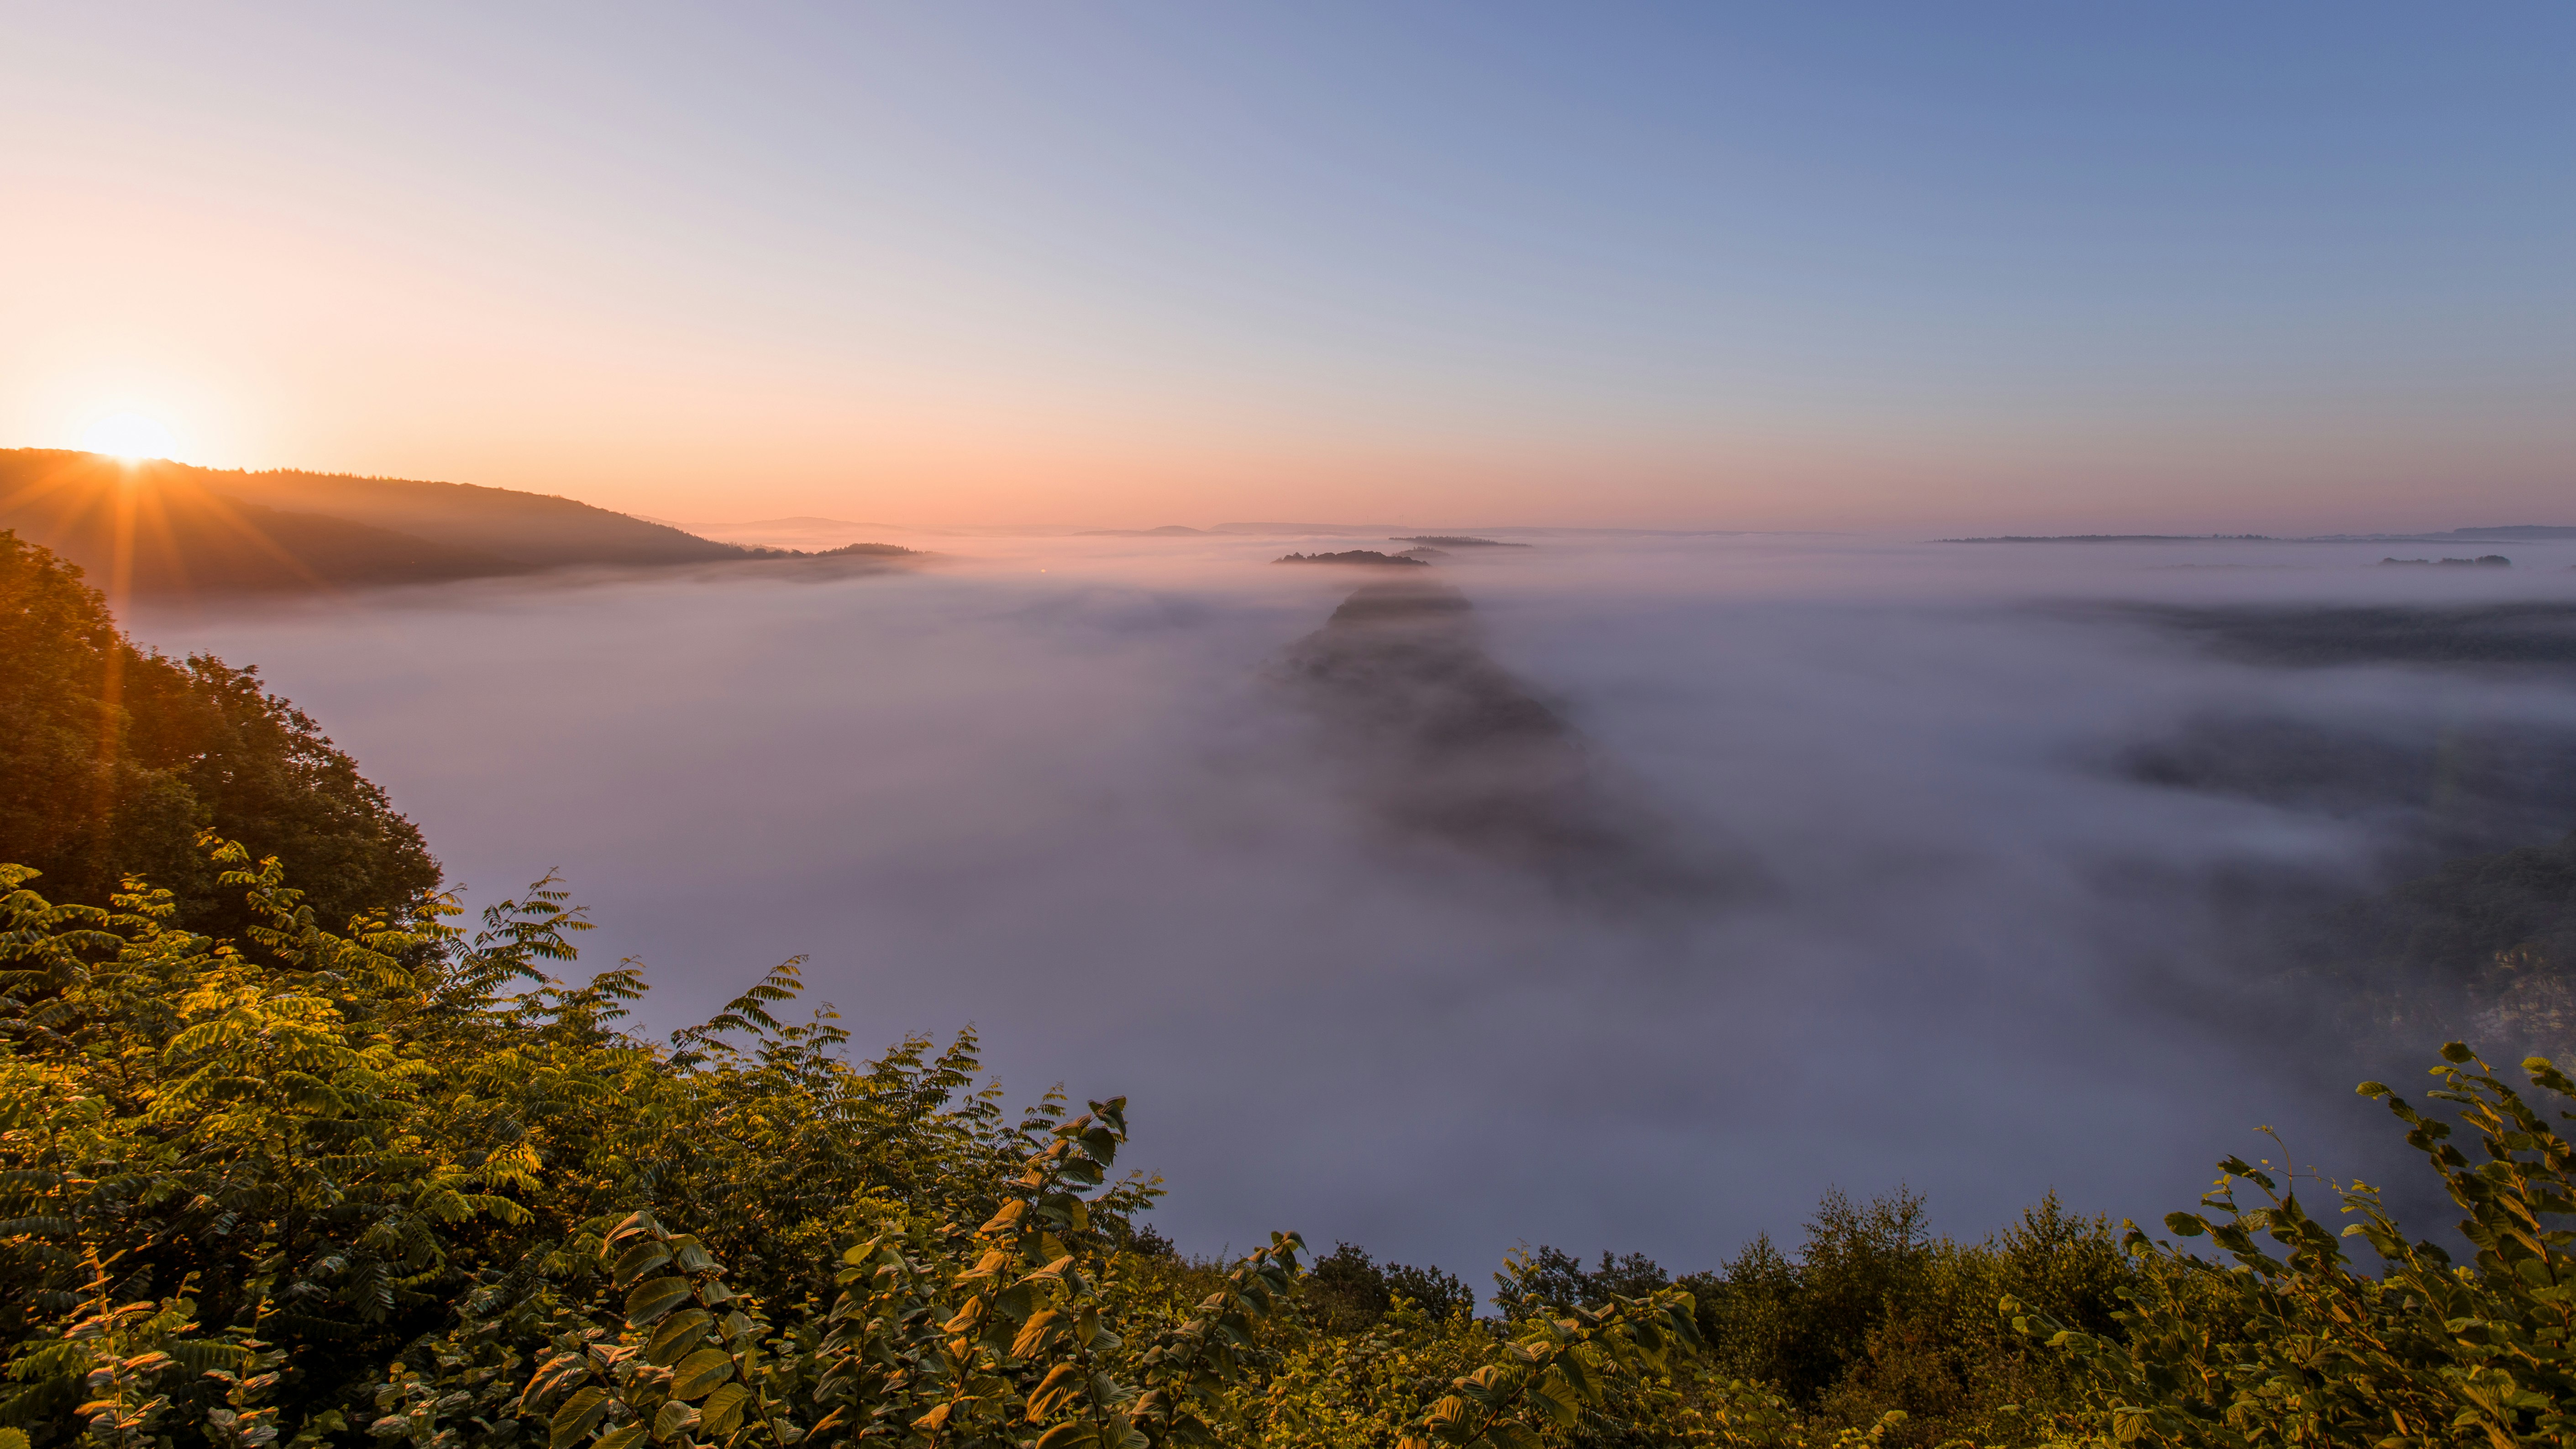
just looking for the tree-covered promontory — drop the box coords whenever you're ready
[0,530,439,934]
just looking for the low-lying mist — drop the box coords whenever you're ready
[131,530,2576,1279]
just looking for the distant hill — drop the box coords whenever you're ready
[1275,550,1428,567]
[0,452,532,593]
[0,449,811,596]
[189,462,739,566]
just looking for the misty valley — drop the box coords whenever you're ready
[19,5,2576,1442]
[11,516,2576,1447]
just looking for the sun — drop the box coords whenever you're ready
[79,411,180,462]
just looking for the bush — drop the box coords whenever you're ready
[1303,1243,1475,1331]
[0,847,1710,1449]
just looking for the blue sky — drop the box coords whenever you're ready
[4,3,2571,526]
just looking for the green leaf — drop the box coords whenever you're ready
[1027,1362,1084,1420]
[1034,1424,1096,1449]
[645,1309,712,1367]
[613,1241,671,1286]
[698,1383,751,1437]
[550,1387,611,1449]
[1529,1373,1579,1427]
[626,1276,693,1327]
[669,1347,735,1401]
[595,1425,648,1449]
[1013,1308,1065,1359]
[651,1401,698,1443]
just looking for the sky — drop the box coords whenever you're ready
[5,4,2573,531]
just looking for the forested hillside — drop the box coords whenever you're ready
[13,530,2576,1449]
[0,452,915,596]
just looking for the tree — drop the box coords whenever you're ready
[0,530,438,933]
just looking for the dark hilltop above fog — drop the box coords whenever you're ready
[1272,578,1734,900]
[1275,549,1428,567]
[0,448,917,596]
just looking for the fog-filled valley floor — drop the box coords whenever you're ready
[126,529,2576,1277]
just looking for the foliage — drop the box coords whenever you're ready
[1244,1283,1730,1449]
[1674,1191,2129,1448]
[2018,1043,2576,1447]
[0,530,439,931]
[1303,1244,1474,1332]
[0,843,1738,1449]
[1494,1249,1670,1323]
[26,838,2576,1449]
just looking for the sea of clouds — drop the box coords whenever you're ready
[131,530,2576,1281]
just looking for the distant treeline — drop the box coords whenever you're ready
[1275,549,1428,567]
[12,530,2576,1449]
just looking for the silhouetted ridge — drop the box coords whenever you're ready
[0,448,918,594]
[206,465,738,566]
[0,455,530,593]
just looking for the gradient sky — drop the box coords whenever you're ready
[5,4,2572,530]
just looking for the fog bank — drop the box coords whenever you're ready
[131,530,2576,1278]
